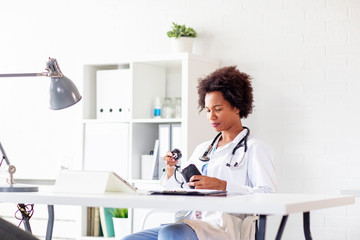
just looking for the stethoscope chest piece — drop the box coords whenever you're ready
[226,146,246,168]
[199,156,210,161]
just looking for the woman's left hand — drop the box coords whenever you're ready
[188,175,227,191]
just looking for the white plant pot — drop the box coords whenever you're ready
[171,37,195,53]
[112,217,131,239]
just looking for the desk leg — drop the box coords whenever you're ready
[275,215,288,240]
[46,205,54,240]
[256,215,266,240]
[303,212,313,240]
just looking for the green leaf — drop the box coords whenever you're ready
[167,22,197,38]
[110,208,128,218]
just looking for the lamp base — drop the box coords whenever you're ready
[0,184,38,192]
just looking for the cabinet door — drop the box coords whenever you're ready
[83,122,129,179]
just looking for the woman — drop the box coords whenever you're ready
[122,66,277,240]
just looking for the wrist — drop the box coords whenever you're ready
[221,180,227,191]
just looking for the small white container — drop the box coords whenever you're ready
[141,155,155,180]
[171,37,194,53]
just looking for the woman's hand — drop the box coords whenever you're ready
[163,151,179,179]
[188,175,227,191]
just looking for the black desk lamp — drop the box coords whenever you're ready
[0,58,82,192]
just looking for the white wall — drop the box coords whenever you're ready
[1,0,360,239]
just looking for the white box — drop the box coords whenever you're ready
[141,155,155,180]
[157,124,171,179]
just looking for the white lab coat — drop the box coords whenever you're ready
[160,130,278,240]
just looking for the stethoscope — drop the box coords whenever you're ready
[199,126,250,167]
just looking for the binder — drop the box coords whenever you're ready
[157,124,171,179]
[96,69,131,121]
[99,207,115,237]
[170,124,182,150]
[151,139,159,180]
[94,207,101,236]
[170,123,182,168]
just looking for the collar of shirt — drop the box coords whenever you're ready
[214,128,249,152]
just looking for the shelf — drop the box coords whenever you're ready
[82,118,181,124]
[81,54,219,238]
[82,119,130,124]
[131,118,181,123]
[82,53,219,68]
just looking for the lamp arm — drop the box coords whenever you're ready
[0,141,16,186]
[0,72,50,78]
[0,141,10,166]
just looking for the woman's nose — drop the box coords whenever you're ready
[208,111,216,120]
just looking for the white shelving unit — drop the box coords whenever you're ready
[81,53,219,238]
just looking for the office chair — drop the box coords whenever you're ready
[0,217,39,240]
[140,211,257,240]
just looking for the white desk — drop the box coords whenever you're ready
[0,191,354,240]
[341,189,360,196]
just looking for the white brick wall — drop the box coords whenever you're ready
[0,0,359,239]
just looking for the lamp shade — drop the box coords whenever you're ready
[47,58,82,110]
[50,75,82,110]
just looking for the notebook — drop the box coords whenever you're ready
[54,171,137,194]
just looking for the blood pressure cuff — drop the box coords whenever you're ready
[181,164,202,183]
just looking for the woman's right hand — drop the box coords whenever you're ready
[163,151,179,179]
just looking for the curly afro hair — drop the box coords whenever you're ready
[197,66,254,119]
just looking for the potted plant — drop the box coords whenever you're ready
[167,22,197,53]
[111,208,131,239]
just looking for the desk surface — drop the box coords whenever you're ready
[0,190,354,215]
[341,189,360,196]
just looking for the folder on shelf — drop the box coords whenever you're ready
[94,207,101,236]
[96,69,131,121]
[156,124,171,179]
[171,123,182,167]
[99,207,115,237]
[171,124,182,150]
[87,207,102,237]
[87,207,92,236]
[152,139,159,179]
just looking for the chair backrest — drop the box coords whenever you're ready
[0,217,39,240]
